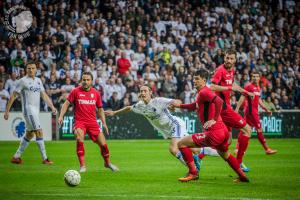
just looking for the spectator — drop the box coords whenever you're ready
[107,91,122,111]
[117,52,131,76]
[0,80,10,112]
[162,74,177,98]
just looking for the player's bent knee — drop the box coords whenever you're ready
[35,129,43,138]
[25,131,35,140]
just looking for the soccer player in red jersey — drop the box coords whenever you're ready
[58,72,119,173]
[170,69,249,183]
[210,49,254,172]
[235,72,277,155]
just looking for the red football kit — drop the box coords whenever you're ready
[211,64,247,131]
[180,86,229,152]
[243,82,261,129]
[68,86,103,141]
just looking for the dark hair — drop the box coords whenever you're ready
[140,84,152,92]
[251,71,261,77]
[225,49,236,57]
[26,61,36,67]
[194,69,209,81]
[81,71,93,80]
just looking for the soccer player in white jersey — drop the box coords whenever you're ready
[4,62,57,165]
[105,85,218,168]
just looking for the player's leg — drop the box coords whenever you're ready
[256,127,277,154]
[74,128,86,172]
[222,109,251,171]
[169,137,186,166]
[216,128,249,183]
[218,150,249,182]
[177,134,204,182]
[35,129,53,165]
[11,130,34,164]
[92,129,119,172]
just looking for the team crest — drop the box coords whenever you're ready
[91,93,94,98]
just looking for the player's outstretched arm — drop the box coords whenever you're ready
[259,99,272,115]
[210,83,232,92]
[235,95,245,113]
[232,83,255,98]
[58,100,70,126]
[41,91,57,115]
[105,106,132,117]
[98,107,109,135]
[4,91,19,120]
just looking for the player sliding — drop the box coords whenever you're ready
[235,72,277,155]
[105,85,218,170]
[4,62,57,165]
[170,69,249,183]
[210,49,254,172]
[58,72,119,173]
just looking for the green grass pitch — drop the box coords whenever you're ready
[0,139,300,200]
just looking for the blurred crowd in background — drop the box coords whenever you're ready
[0,0,299,113]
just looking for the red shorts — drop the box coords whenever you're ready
[192,126,229,152]
[245,114,261,130]
[221,107,247,132]
[74,121,101,142]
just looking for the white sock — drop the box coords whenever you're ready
[176,151,187,166]
[201,147,219,157]
[36,138,47,160]
[14,137,30,158]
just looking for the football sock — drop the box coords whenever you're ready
[179,147,197,175]
[257,130,268,151]
[236,132,250,164]
[175,151,186,166]
[77,141,85,167]
[36,137,47,160]
[14,137,30,158]
[226,154,247,179]
[100,144,110,165]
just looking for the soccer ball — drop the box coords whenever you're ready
[64,170,81,187]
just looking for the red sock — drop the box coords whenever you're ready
[236,132,250,164]
[179,147,197,175]
[257,130,268,151]
[226,154,247,179]
[198,153,206,160]
[235,141,239,151]
[77,141,85,167]
[100,144,110,166]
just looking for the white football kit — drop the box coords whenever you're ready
[131,97,188,139]
[15,76,44,131]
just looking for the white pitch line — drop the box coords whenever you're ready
[22,193,274,200]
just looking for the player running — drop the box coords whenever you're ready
[210,49,254,172]
[58,72,119,173]
[170,69,249,183]
[4,62,57,165]
[235,72,277,155]
[105,85,218,169]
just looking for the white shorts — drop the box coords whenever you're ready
[23,109,41,131]
[169,118,188,139]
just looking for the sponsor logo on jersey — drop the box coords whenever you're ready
[225,79,233,85]
[79,94,85,97]
[29,86,41,92]
[78,99,96,105]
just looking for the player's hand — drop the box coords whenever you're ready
[52,108,58,115]
[169,99,182,108]
[203,119,216,129]
[266,110,272,116]
[103,124,109,136]
[4,112,9,120]
[247,92,255,99]
[104,110,115,117]
[58,116,63,126]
